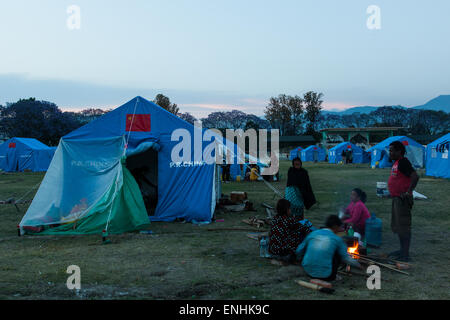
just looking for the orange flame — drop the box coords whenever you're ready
[347,242,359,258]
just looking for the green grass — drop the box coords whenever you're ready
[0,161,449,300]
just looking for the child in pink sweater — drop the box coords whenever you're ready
[343,188,371,236]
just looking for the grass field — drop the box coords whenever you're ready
[0,161,449,300]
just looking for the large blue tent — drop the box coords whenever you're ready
[426,133,450,179]
[328,142,370,164]
[368,136,425,168]
[301,145,326,162]
[0,137,55,172]
[20,97,223,235]
[289,146,303,160]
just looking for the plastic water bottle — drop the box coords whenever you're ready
[259,236,269,258]
[376,182,387,197]
[365,213,382,247]
[347,226,354,237]
[192,220,210,226]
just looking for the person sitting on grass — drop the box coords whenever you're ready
[244,164,258,181]
[249,164,259,181]
[295,215,362,281]
[342,188,371,237]
[268,199,313,263]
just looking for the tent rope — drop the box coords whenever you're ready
[124,97,140,152]
[12,181,42,204]
[103,170,121,234]
[253,171,284,198]
[103,98,140,239]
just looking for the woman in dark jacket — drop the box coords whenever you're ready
[285,157,316,219]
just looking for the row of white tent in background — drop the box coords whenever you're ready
[1,134,449,180]
[288,134,449,179]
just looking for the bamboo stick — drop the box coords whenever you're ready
[359,257,410,275]
[339,270,393,282]
[360,254,413,266]
[357,253,413,269]
[373,261,410,275]
[206,227,269,232]
[338,270,366,278]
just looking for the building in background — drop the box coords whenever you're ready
[320,127,406,152]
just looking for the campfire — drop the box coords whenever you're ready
[344,236,365,259]
[347,241,359,259]
[340,236,411,276]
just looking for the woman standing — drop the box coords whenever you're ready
[285,157,316,219]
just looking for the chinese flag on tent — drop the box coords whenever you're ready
[9,142,16,148]
[402,140,409,146]
[126,114,151,132]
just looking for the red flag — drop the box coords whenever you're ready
[126,114,151,132]
[402,140,409,146]
[8,142,16,148]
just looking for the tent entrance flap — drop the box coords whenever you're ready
[126,146,158,216]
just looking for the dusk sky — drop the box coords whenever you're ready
[1,0,449,118]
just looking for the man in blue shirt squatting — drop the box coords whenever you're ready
[296,215,362,281]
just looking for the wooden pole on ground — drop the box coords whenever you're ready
[358,257,410,275]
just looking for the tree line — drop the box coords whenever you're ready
[318,106,450,136]
[1,93,448,146]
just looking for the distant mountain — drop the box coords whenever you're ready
[322,105,405,115]
[322,95,450,115]
[412,95,450,113]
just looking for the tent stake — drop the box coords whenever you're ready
[102,230,111,245]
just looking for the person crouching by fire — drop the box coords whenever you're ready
[387,141,419,263]
[295,215,362,281]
